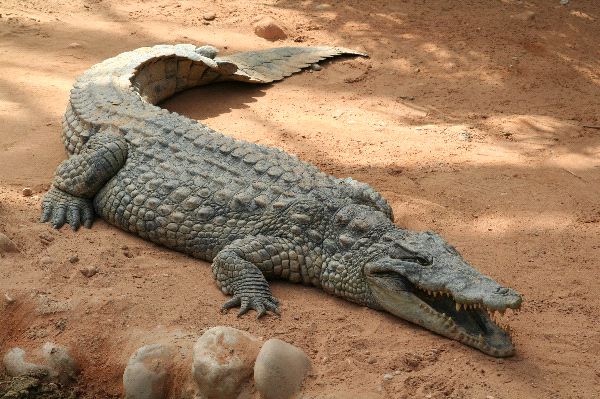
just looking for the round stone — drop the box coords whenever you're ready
[123,344,173,399]
[42,343,79,384]
[254,339,311,399]
[192,326,261,399]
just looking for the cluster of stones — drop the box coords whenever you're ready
[2,343,79,384]
[1,328,311,399]
[124,326,311,399]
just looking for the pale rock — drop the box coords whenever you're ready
[254,339,311,399]
[42,343,79,383]
[4,293,16,304]
[80,265,98,277]
[203,12,216,21]
[3,347,49,378]
[123,344,173,399]
[512,10,536,22]
[253,17,287,41]
[40,256,53,265]
[192,326,261,399]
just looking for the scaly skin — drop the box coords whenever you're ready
[41,44,522,357]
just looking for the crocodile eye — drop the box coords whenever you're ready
[415,256,432,266]
[395,256,432,266]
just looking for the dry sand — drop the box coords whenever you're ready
[1,0,599,398]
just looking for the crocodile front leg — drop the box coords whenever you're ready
[41,132,128,230]
[212,235,306,318]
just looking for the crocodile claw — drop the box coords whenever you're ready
[221,295,280,319]
[41,188,95,231]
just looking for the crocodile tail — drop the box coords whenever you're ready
[216,47,368,83]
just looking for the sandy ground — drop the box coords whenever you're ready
[1,0,599,398]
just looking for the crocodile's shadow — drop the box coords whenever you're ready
[161,81,268,120]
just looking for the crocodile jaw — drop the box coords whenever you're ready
[366,268,519,357]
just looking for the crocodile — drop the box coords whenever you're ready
[40,44,522,357]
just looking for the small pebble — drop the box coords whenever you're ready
[310,63,322,71]
[80,266,98,278]
[67,42,81,48]
[0,232,18,253]
[459,131,473,142]
[253,16,287,41]
[22,187,32,197]
[69,255,79,264]
[560,0,569,4]
[123,250,133,258]
[40,256,53,265]
[202,12,216,21]
[512,10,536,21]
[315,3,332,10]
[367,356,377,364]
[4,293,15,304]
[383,373,394,381]
[39,233,54,244]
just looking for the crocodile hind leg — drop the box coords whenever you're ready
[212,235,305,318]
[41,132,128,230]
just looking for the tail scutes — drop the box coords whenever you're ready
[216,46,368,84]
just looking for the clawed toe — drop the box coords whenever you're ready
[221,295,280,318]
[40,188,95,231]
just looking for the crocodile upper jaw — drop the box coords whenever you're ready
[366,269,518,357]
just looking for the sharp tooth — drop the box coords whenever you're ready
[455,303,461,312]
[433,291,437,298]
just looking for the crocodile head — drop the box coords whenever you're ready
[364,229,522,357]
[321,204,522,357]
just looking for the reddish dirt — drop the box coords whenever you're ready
[1,1,599,398]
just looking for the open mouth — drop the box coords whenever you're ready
[412,282,519,356]
[368,271,521,357]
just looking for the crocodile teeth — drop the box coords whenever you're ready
[455,303,461,312]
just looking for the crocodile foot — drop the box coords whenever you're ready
[40,188,95,230]
[221,294,280,319]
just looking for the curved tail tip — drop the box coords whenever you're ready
[336,47,369,58]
